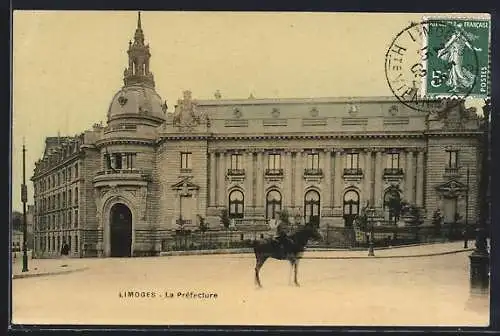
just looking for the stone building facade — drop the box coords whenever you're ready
[31,14,483,258]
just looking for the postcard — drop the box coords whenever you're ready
[11,11,491,327]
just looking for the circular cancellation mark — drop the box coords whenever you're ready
[385,19,481,113]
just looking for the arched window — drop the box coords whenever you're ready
[343,190,360,227]
[384,189,401,223]
[304,190,320,226]
[228,190,244,218]
[266,190,282,220]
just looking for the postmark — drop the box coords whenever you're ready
[385,18,490,113]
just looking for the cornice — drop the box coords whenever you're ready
[95,138,155,148]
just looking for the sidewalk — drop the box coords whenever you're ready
[11,257,89,280]
[160,240,477,258]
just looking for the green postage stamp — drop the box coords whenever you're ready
[422,17,490,98]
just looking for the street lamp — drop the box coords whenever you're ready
[464,167,470,249]
[469,99,490,294]
[366,207,376,257]
[21,140,29,272]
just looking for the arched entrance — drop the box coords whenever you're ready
[343,190,360,227]
[304,190,320,227]
[109,203,132,257]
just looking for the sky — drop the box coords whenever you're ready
[11,11,490,212]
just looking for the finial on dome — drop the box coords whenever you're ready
[137,11,142,29]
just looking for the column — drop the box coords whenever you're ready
[217,152,226,207]
[374,150,383,208]
[256,151,264,211]
[285,151,293,208]
[364,149,373,206]
[294,150,304,209]
[323,149,332,209]
[333,149,343,208]
[405,149,414,203]
[209,151,217,207]
[416,149,425,207]
[244,151,254,213]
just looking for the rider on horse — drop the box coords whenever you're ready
[274,219,292,254]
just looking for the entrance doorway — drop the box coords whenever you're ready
[343,190,360,227]
[109,203,132,257]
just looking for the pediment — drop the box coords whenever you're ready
[435,179,468,197]
[171,178,200,192]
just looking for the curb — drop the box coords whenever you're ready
[12,266,89,279]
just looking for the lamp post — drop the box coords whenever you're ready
[21,140,29,272]
[366,207,376,257]
[469,99,490,294]
[464,167,470,249]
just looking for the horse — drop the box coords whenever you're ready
[253,223,322,288]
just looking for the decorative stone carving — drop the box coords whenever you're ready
[118,95,128,106]
[310,107,319,117]
[172,90,207,131]
[389,105,398,116]
[348,104,359,116]
[161,100,168,114]
[233,107,242,119]
[271,107,280,118]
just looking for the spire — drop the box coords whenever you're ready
[133,11,144,46]
[123,11,155,88]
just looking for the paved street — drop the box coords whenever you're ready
[12,249,489,326]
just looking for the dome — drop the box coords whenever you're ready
[107,84,166,122]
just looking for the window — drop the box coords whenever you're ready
[74,209,78,227]
[68,235,72,251]
[386,153,400,169]
[304,190,320,226]
[447,150,458,168]
[68,167,72,181]
[74,235,78,252]
[268,154,281,169]
[112,153,123,170]
[307,153,320,170]
[228,190,244,218]
[75,163,79,177]
[68,190,72,206]
[68,210,72,227]
[124,153,136,169]
[345,153,359,169]
[231,154,243,170]
[74,187,78,205]
[62,191,66,207]
[57,194,60,209]
[180,152,192,170]
[266,190,282,220]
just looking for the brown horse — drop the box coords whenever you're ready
[253,223,322,288]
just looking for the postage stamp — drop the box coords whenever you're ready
[422,18,490,99]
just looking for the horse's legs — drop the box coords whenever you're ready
[254,254,267,288]
[293,259,300,287]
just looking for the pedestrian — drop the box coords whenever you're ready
[61,241,70,259]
